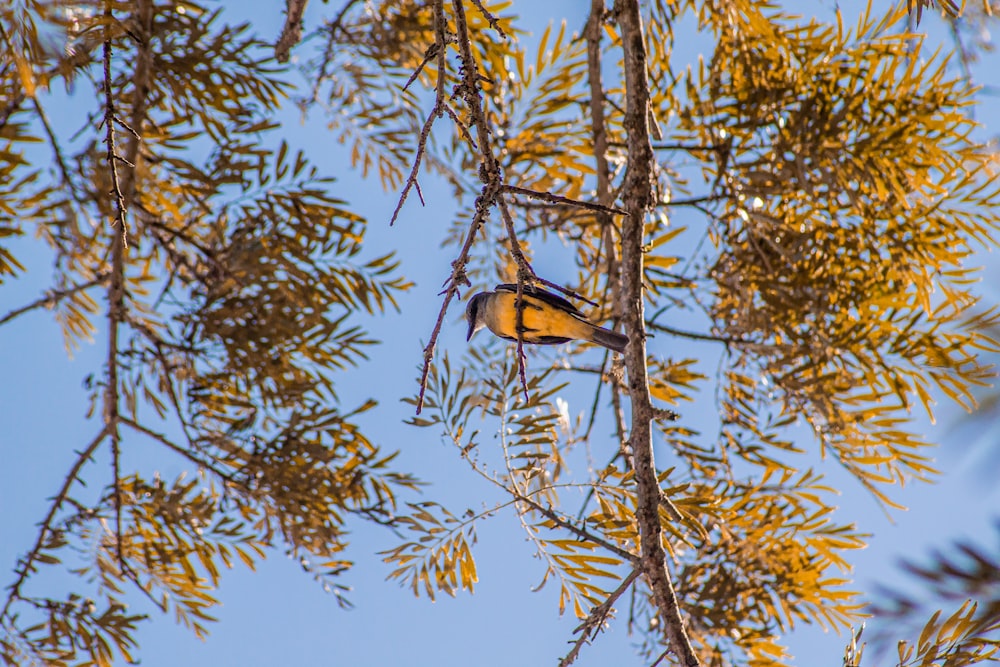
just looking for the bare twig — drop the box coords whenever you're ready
[401,42,441,92]
[614,1,699,665]
[559,568,641,667]
[101,0,152,574]
[663,194,723,208]
[650,141,727,152]
[274,0,309,63]
[390,0,452,227]
[647,321,744,346]
[31,97,81,201]
[415,0,527,412]
[117,565,168,613]
[121,418,238,485]
[441,101,476,149]
[413,0,483,414]
[519,495,639,565]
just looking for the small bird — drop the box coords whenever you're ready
[465,283,629,353]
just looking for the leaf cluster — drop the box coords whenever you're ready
[2,2,416,663]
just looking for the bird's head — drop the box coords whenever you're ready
[465,292,490,341]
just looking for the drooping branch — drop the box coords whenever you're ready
[415,0,534,412]
[100,0,153,572]
[101,0,128,572]
[613,1,700,665]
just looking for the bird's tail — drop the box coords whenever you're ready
[588,325,629,353]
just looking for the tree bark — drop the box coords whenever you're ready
[613,1,700,665]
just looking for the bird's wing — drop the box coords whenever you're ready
[494,283,586,319]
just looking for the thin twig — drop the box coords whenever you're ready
[559,568,641,667]
[650,141,727,152]
[416,0,525,412]
[441,101,477,149]
[307,0,363,105]
[662,194,723,208]
[401,43,440,92]
[468,0,506,38]
[503,184,626,216]
[0,273,110,328]
[31,97,81,201]
[389,1,450,227]
[647,321,744,346]
[102,0,128,574]
[518,495,639,565]
[0,428,109,625]
[117,566,168,613]
[121,418,238,485]
[102,0,152,575]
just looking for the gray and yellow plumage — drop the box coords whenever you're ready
[465,283,629,353]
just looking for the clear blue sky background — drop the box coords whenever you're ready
[2,1,1000,665]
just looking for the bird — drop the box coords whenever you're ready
[465,283,629,353]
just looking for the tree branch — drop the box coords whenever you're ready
[389,23,448,227]
[502,184,626,216]
[0,428,109,625]
[518,495,639,565]
[613,1,700,665]
[559,567,641,667]
[102,0,128,573]
[274,0,309,63]
[306,0,363,105]
[647,321,744,345]
[101,0,152,573]
[120,418,238,485]
[0,272,109,328]
[415,0,535,412]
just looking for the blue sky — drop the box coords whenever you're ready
[3,1,1000,665]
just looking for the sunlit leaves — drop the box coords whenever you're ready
[1,1,415,664]
[683,0,1000,506]
[381,502,479,600]
[894,601,1000,666]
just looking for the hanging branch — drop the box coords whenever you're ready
[100,0,153,574]
[101,0,128,573]
[412,0,478,414]
[613,1,700,665]
[415,0,541,412]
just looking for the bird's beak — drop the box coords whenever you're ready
[466,318,476,341]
